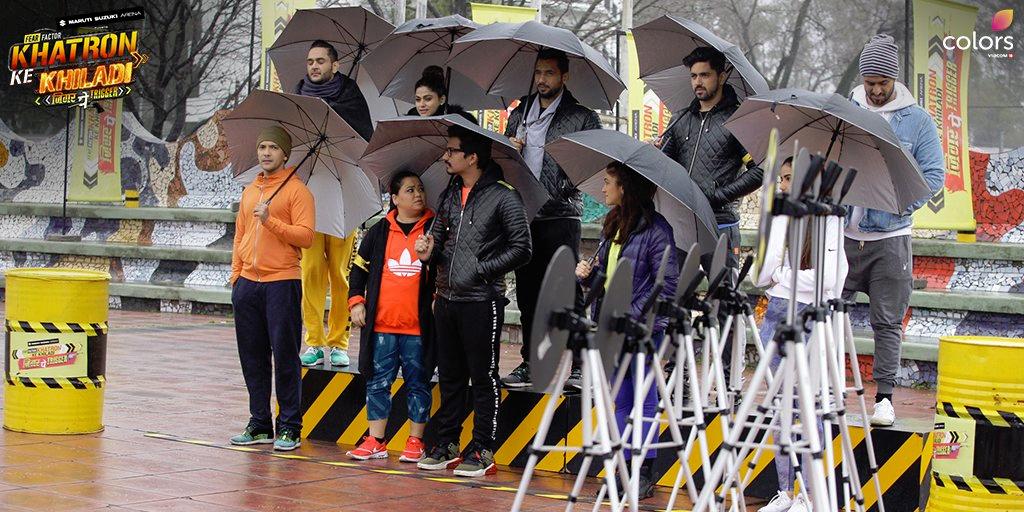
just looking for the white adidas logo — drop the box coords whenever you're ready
[387,249,422,277]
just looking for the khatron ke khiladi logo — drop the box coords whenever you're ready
[8,11,148,108]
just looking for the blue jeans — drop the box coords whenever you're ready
[366,332,431,424]
[759,296,822,492]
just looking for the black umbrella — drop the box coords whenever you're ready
[632,16,769,113]
[725,88,930,214]
[358,114,549,221]
[546,129,719,254]
[361,15,507,110]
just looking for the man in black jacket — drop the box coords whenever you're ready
[414,125,532,478]
[502,49,601,389]
[660,46,762,267]
[294,40,374,371]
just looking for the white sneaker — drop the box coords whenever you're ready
[871,398,896,426]
[758,491,793,512]
[787,494,809,512]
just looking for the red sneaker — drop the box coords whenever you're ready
[346,436,388,460]
[400,436,425,462]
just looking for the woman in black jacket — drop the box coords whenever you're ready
[345,171,437,463]
[407,65,477,123]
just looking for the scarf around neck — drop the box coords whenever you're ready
[298,72,345,99]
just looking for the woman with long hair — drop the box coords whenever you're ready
[575,162,679,499]
[346,171,437,463]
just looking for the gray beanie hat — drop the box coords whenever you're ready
[859,34,900,79]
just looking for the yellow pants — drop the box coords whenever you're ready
[300,232,356,350]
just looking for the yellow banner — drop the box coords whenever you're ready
[626,32,672,141]
[8,331,88,378]
[470,3,537,25]
[911,0,977,231]
[470,3,538,132]
[68,99,122,202]
[261,0,316,92]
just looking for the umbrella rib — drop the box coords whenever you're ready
[579,53,615,109]
[483,41,532,96]
[379,30,453,88]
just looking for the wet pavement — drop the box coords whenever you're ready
[0,308,937,511]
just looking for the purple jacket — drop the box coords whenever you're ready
[585,212,679,331]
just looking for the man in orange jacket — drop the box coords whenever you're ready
[228,125,315,451]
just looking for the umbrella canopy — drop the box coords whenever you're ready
[545,129,719,254]
[632,15,769,113]
[223,90,380,237]
[358,114,549,221]
[447,20,625,110]
[268,7,405,123]
[362,16,508,110]
[724,88,931,214]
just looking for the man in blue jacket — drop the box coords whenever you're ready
[845,35,945,427]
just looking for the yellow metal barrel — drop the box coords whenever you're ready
[928,336,1024,511]
[3,268,110,434]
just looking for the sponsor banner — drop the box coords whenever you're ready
[68,99,122,202]
[8,331,88,378]
[260,0,317,92]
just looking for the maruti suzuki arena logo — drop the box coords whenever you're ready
[943,9,1014,58]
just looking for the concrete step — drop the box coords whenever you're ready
[0,203,235,223]
[0,238,231,264]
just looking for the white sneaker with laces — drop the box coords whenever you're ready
[758,491,793,512]
[787,494,809,512]
[871,398,896,426]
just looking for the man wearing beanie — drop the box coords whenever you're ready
[295,40,373,370]
[229,125,315,451]
[845,34,944,427]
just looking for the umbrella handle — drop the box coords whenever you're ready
[264,137,324,205]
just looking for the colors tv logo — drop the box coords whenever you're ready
[942,9,1015,58]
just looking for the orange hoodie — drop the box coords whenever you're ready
[231,168,315,284]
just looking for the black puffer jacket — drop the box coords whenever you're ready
[293,73,374,142]
[428,161,532,302]
[405,103,478,123]
[504,88,601,220]
[661,84,762,225]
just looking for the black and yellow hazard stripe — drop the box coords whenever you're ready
[6,319,109,336]
[933,473,1024,496]
[938,401,1024,429]
[299,368,929,511]
[5,375,105,389]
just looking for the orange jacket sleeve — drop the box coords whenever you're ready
[230,204,245,285]
[262,183,315,249]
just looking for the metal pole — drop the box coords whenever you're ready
[248,0,256,94]
[904,0,911,85]
[533,0,542,21]
[415,0,426,19]
[618,0,633,133]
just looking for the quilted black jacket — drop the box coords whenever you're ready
[504,88,602,220]
[428,161,532,302]
[661,84,763,225]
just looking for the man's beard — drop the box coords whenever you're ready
[539,84,562,100]
[869,88,894,106]
[693,82,718,101]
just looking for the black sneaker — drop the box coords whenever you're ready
[595,474,655,500]
[566,367,583,390]
[417,442,462,470]
[501,362,531,388]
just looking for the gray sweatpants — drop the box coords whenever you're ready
[841,235,913,396]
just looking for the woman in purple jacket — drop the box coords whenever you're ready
[576,161,678,499]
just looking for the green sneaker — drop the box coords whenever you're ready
[417,442,461,470]
[454,445,496,477]
[300,347,324,367]
[273,429,301,451]
[329,348,350,366]
[230,425,274,446]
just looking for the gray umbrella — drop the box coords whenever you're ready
[632,16,769,113]
[361,16,508,110]
[446,20,625,110]
[267,7,404,123]
[546,129,719,254]
[724,88,930,214]
[358,114,549,221]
